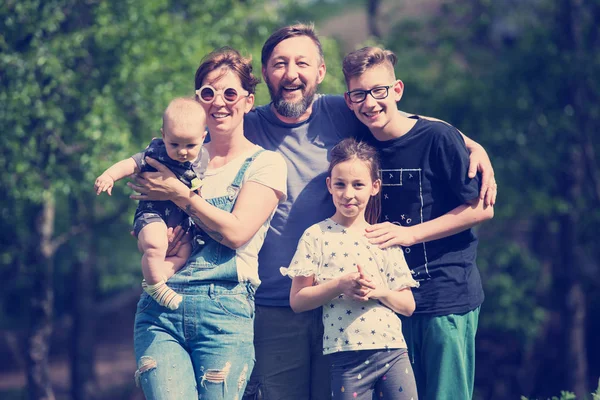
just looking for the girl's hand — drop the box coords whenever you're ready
[337,265,376,301]
[128,157,186,201]
[364,222,418,249]
[364,287,386,300]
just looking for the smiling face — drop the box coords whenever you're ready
[345,64,403,136]
[262,35,326,123]
[199,67,254,137]
[326,157,381,227]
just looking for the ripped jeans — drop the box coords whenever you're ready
[133,150,261,399]
[133,281,255,399]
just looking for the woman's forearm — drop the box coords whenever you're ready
[172,181,281,249]
[173,190,246,249]
[131,157,282,249]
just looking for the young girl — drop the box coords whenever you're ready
[281,138,419,400]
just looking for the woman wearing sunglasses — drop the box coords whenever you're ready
[129,47,287,399]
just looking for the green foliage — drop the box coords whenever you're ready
[382,0,600,327]
[518,378,600,399]
[280,0,365,24]
[477,240,545,342]
[520,392,576,400]
[2,0,597,397]
[0,0,284,327]
[519,387,600,400]
[0,0,350,329]
[380,0,599,397]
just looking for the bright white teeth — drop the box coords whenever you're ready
[213,113,228,118]
[365,112,380,117]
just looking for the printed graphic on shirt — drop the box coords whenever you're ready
[282,220,418,355]
[380,168,431,281]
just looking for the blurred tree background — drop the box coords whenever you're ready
[1,0,598,399]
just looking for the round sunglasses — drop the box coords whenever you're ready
[195,85,249,105]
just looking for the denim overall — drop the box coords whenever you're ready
[134,150,263,400]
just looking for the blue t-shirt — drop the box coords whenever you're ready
[366,117,484,316]
[244,94,368,306]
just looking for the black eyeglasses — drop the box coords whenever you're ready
[346,84,395,104]
[195,85,249,104]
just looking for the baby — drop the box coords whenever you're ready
[95,97,208,309]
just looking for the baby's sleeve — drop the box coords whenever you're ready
[382,246,419,291]
[280,229,321,279]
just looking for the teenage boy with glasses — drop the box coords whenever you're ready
[242,24,497,400]
[343,46,494,400]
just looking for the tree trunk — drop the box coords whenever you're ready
[560,0,591,395]
[557,209,588,397]
[367,0,382,38]
[520,217,557,397]
[26,191,56,400]
[565,280,588,396]
[71,205,97,400]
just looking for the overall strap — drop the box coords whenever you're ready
[197,147,210,175]
[226,149,266,201]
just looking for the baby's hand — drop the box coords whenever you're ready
[94,173,115,195]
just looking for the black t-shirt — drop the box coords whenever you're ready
[367,118,484,316]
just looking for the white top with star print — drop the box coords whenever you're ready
[281,219,419,355]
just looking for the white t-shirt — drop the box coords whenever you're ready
[281,219,419,355]
[200,145,287,287]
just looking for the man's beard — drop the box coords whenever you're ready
[266,76,318,119]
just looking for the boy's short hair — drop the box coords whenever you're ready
[162,97,206,132]
[342,47,397,84]
[261,23,324,66]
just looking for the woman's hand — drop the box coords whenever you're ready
[128,157,187,201]
[166,225,190,257]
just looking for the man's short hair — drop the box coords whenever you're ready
[261,23,324,66]
[342,47,397,84]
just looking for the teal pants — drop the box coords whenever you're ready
[401,307,480,400]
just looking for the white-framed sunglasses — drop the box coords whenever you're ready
[195,85,249,105]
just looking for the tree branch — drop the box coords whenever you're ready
[49,224,87,254]
[51,132,86,155]
[92,202,132,227]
